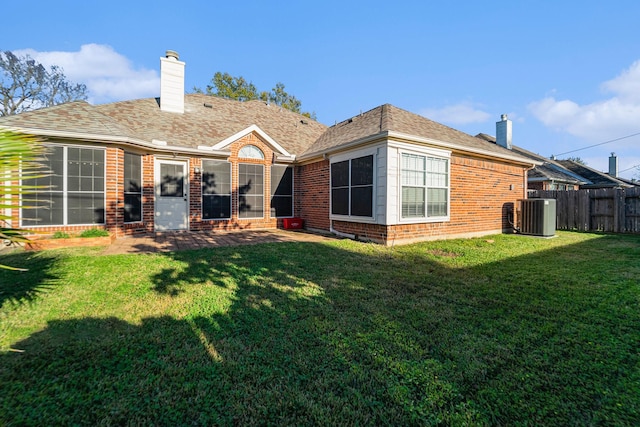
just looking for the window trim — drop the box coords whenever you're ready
[20,144,106,227]
[201,159,232,220]
[398,148,450,224]
[329,149,376,222]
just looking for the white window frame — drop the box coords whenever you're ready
[398,147,450,224]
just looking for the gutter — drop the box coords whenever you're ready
[298,130,541,167]
[1,126,231,157]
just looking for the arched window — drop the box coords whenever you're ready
[238,145,264,159]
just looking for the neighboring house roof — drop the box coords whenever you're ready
[556,160,635,188]
[476,133,586,185]
[0,94,328,157]
[301,104,536,165]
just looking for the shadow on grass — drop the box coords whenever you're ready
[0,250,62,307]
[1,234,639,425]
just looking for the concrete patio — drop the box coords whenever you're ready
[101,229,338,255]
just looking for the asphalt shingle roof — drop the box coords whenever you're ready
[1,98,535,166]
[302,104,531,162]
[0,94,328,156]
[557,160,633,188]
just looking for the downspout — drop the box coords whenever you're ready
[329,220,356,240]
[115,149,119,238]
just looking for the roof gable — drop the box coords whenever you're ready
[209,124,293,159]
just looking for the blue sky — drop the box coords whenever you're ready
[4,0,640,179]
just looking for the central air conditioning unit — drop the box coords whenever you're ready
[518,198,556,237]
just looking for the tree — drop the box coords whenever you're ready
[0,130,46,270]
[565,156,587,165]
[195,72,316,119]
[0,50,88,117]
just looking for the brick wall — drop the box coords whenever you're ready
[297,160,330,231]
[302,152,527,245]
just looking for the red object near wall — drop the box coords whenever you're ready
[282,218,304,230]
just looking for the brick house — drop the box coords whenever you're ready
[1,51,537,245]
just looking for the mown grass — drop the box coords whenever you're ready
[1,231,639,425]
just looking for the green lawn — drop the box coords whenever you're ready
[1,232,639,425]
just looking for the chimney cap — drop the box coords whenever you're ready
[165,50,179,60]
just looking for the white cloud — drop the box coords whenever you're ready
[419,102,491,125]
[529,60,640,143]
[14,44,159,104]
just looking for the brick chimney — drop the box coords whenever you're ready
[160,50,185,113]
[496,114,512,150]
[609,152,618,177]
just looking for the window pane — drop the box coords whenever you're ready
[331,161,349,187]
[271,166,293,217]
[427,157,448,187]
[68,192,105,224]
[271,196,293,217]
[124,153,141,193]
[351,186,372,217]
[238,145,264,159]
[427,188,448,217]
[160,163,184,197]
[351,155,373,186]
[331,188,349,215]
[124,194,142,222]
[21,192,64,226]
[271,166,292,196]
[239,195,264,218]
[203,195,231,219]
[402,187,425,218]
[202,160,231,195]
[239,164,264,218]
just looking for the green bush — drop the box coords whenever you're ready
[79,228,110,238]
[52,231,71,239]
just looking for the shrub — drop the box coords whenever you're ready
[79,228,110,238]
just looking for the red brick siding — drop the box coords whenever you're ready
[296,160,330,231]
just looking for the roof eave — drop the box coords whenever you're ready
[1,126,231,157]
[387,131,541,167]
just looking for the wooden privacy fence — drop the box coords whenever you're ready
[530,188,640,233]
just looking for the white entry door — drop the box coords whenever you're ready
[155,159,188,230]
